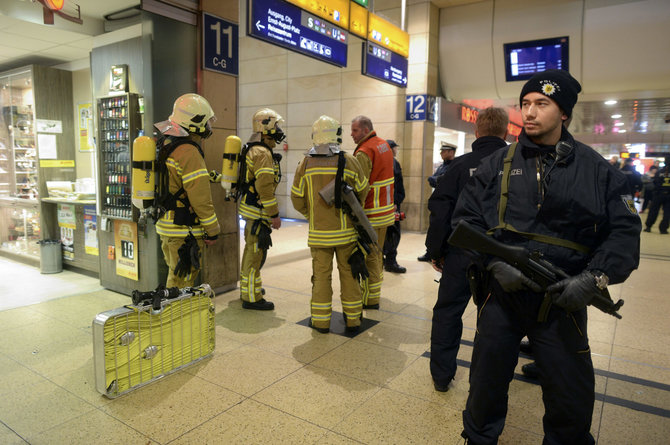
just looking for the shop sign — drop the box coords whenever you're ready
[349,1,368,38]
[203,12,239,76]
[84,205,98,256]
[368,12,409,58]
[114,220,138,281]
[36,119,62,133]
[406,94,437,121]
[248,0,348,67]
[58,203,76,261]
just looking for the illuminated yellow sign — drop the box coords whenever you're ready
[368,13,409,58]
[349,1,368,38]
[287,0,350,28]
[40,160,75,168]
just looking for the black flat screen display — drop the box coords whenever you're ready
[503,36,569,82]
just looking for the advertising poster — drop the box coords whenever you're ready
[114,220,138,281]
[57,204,76,260]
[83,205,98,256]
[78,103,95,152]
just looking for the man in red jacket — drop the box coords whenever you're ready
[350,115,395,309]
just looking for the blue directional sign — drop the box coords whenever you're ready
[203,13,239,76]
[406,94,437,121]
[248,0,348,67]
[362,41,408,88]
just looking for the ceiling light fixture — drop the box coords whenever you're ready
[618,130,627,133]
[604,100,618,105]
[615,122,625,127]
[611,114,622,119]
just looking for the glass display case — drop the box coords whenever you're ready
[0,203,40,258]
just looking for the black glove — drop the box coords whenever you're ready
[348,243,369,281]
[251,219,272,250]
[546,270,600,312]
[486,259,542,293]
[174,233,200,278]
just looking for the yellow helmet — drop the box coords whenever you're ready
[157,93,216,138]
[311,115,342,145]
[252,108,285,143]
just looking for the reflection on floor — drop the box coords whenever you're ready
[0,221,669,444]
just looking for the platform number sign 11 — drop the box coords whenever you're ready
[203,12,239,76]
[406,95,437,122]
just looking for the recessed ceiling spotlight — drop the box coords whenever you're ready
[611,114,622,119]
[618,129,627,133]
[604,100,618,105]
[615,122,625,127]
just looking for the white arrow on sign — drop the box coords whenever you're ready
[256,20,265,31]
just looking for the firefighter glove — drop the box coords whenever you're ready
[251,219,273,250]
[208,170,222,183]
[348,242,369,281]
[546,270,599,312]
[487,259,542,293]
[174,233,200,277]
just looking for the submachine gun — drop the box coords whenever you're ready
[447,220,624,319]
[319,179,378,250]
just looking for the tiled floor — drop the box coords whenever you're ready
[0,219,669,444]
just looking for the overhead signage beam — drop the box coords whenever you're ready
[368,12,409,58]
[349,1,368,38]
[286,0,349,29]
[248,0,349,67]
[362,41,408,88]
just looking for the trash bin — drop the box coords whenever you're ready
[37,239,63,274]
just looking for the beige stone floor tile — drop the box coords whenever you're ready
[610,297,670,335]
[0,354,47,396]
[100,371,243,443]
[33,290,130,330]
[498,424,544,444]
[311,340,417,386]
[332,387,462,443]
[503,379,545,435]
[48,360,114,407]
[0,379,96,438]
[0,306,50,332]
[248,322,349,363]
[12,331,92,379]
[169,398,328,444]
[614,323,670,353]
[317,431,364,444]
[28,409,156,445]
[386,355,469,409]
[184,344,304,396]
[0,422,26,445]
[383,311,432,332]
[354,322,430,356]
[596,402,670,444]
[213,301,290,344]
[0,318,88,362]
[253,364,379,428]
[588,318,617,344]
[605,378,670,411]
[363,301,408,322]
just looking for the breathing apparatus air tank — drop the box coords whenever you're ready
[221,135,242,197]
[131,135,156,210]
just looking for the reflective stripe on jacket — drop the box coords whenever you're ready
[354,132,395,228]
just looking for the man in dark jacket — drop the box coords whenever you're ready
[455,70,641,445]
[620,157,643,197]
[426,107,509,392]
[644,157,670,234]
[383,140,407,273]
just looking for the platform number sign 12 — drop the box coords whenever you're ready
[203,12,239,76]
[406,95,437,122]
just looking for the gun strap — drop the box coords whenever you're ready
[487,142,591,255]
[334,151,345,209]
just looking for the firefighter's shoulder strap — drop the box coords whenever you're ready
[487,142,591,254]
[334,151,346,209]
[234,142,252,201]
[156,136,202,209]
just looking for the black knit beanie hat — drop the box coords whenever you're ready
[519,69,582,118]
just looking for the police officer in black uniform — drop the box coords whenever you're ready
[643,156,670,234]
[454,70,641,445]
[425,107,509,392]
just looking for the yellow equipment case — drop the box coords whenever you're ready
[92,284,215,398]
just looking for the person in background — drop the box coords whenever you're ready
[418,143,456,262]
[454,69,641,444]
[154,93,219,288]
[620,157,643,199]
[350,115,395,309]
[640,165,658,213]
[238,108,285,310]
[644,156,670,234]
[425,107,509,392]
[291,116,369,333]
[383,139,407,274]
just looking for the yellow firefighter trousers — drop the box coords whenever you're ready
[160,236,205,289]
[240,221,266,302]
[361,226,387,306]
[310,243,362,329]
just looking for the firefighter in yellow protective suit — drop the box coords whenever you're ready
[238,108,285,310]
[291,116,369,333]
[154,94,219,288]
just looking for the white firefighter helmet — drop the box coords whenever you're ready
[155,93,216,138]
[311,115,342,145]
[252,108,285,143]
